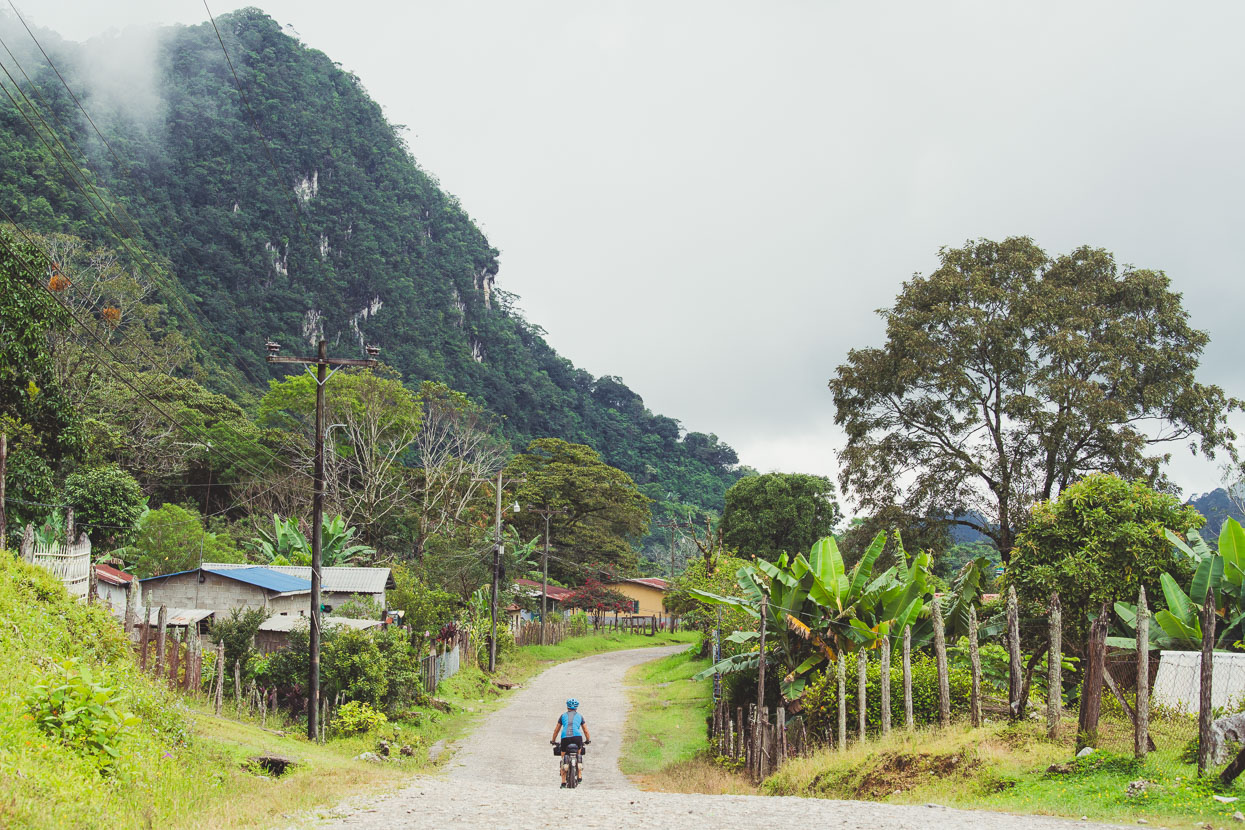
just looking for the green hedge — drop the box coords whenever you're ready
[801,652,972,739]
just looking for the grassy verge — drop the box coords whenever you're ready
[765,719,1241,825]
[620,647,757,795]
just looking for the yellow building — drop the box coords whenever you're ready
[604,577,670,617]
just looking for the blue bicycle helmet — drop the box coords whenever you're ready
[566,698,579,710]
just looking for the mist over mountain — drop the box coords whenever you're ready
[0,8,747,542]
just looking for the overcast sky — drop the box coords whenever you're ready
[16,1,1245,504]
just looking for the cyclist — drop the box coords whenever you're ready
[550,697,591,787]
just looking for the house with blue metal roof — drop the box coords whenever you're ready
[140,565,314,618]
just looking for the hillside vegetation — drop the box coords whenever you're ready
[0,10,746,551]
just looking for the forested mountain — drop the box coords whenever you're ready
[1187,486,1245,539]
[0,9,745,537]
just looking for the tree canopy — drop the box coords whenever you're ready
[719,473,841,561]
[506,438,651,581]
[1008,473,1203,652]
[831,237,1238,560]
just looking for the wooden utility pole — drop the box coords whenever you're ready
[266,338,378,740]
[527,505,566,646]
[474,470,524,672]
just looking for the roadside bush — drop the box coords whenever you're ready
[208,606,269,676]
[566,611,590,637]
[25,659,140,773]
[322,627,388,706]
[802,652,973,739]
[331,700,388,737]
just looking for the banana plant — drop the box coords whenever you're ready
[248,514,376,566]
[1111,518,1245,650]
[689,532,929,698]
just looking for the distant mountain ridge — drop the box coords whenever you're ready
[0,9,745,527]
[1187,486,1245,538]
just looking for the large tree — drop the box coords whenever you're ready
[506,438,651,580]
[259,368,422,549]
[719,472,841,561]
[831,237,1238,560]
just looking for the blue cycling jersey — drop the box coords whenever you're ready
[556,711,586,739]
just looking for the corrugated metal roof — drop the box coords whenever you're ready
[140,607,214,626]
[204,563,391,594]
[95,563,134,586]
[612,577,669,590]
[203,566,311,593]
[258,615,382,633]
[514,578,573,601]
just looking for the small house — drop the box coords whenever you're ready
[93,563,136,617]
[203,563,393,612]
[604,577,669,617]
[513,578,574,618]
[140,565,313,616]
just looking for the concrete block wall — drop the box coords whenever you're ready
[142,572,271,611]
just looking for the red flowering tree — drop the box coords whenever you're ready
[564,578,632,615]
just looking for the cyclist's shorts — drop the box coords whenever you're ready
[559,736,584,755]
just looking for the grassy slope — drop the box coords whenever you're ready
[0,550,692,829]
[765,718,1242,826]
[620,648,756,795]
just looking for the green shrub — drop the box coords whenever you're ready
[25,659,140,773]
[332,700,388,736]
[566,611,590,637]
[802,652,973,739]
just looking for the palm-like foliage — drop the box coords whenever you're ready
[690,532,930,698]
[1112,518,1245,650]
[248,514,376,567]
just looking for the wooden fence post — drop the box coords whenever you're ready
[139,603,151,671]
[183,636,195,692]
[234,659,242,706]
[214,640,225,716]
[154,605,168,678]
[1198,587,1216,777]
[1007,586,1023,721]
[836,653,847,750]
[1135,586,1149,760]
[169,633,180,688]
[124,580,137,642]
[776,706,787,768]
[1048,593,1062,739]
[969,604,982,728]
[880,635,892,736]
[1077,602,1109,749]
[932,597,950,728]
[736,707,744,761]
[903,625,914,730]
[857,648,868,741]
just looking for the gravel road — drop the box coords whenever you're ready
[316,646,1117,830]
